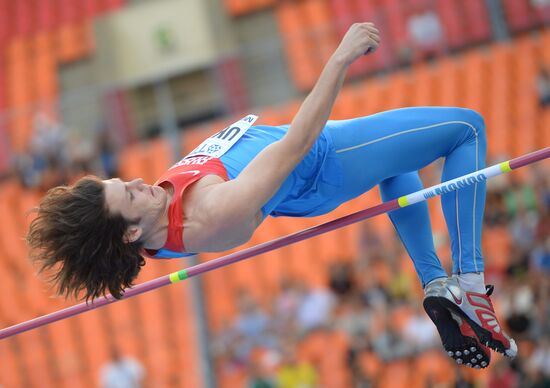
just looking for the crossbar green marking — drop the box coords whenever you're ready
[169,270,188,284]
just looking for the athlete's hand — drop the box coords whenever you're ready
[333,23,380,65]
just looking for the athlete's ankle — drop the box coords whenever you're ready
[423,276,447,290]
[455,272,486,294]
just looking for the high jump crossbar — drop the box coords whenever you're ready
[0,147,549,340]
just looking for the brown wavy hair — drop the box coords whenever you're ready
[27,176,145,302]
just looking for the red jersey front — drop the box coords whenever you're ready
[144,156,228,258]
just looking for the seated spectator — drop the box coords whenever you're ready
[402,303,439,352]
[406,5,444,62]
[296,282,335,335]
[332,293,372,340]
[504,174,538,219]
[485,185,509,227]
[488,359,519,388]
[248,358,276,388]
[275,343,318,388]
[503,283,536,338]
[328,262,356,301]
[537,64,550,107]
[372,308,413,361]
[527,336,550,384]
[273,277,302,334]
[99,347,145,388]
[530,235,550,274]
[234,291,275,355]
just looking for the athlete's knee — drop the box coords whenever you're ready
[459,108,486,139]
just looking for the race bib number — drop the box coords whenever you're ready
[186,114,258,159]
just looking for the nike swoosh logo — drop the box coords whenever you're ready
[180,170,200,176]
[447,287,463,305]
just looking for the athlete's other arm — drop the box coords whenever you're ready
[189,23,380,250]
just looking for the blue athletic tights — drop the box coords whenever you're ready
[324,107,487,286]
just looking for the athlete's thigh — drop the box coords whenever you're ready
[325,106,478,200]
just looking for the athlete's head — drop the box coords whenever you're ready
[27,175,166,302]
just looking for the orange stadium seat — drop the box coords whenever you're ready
[412,349,454,387]
[18,330,57,388]
[486,43,513,157]
[6,38,34,152]
[463,51,489,112]
[435,57,460,106]
[224,0,276,17]
[437,0,466,48]
[502,0,536,32]
[36,0,57,31]
[302,0,338,66]
[276,2,319,90]
[47,319,87,388]
[483,226,512,275]
[0,340,26,388]
[410,62,436,106]
[462,0,492,43]
[377,359,412,388]
[76,310,112,385]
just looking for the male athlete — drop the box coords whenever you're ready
[28,23,516,368]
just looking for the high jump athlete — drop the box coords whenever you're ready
[27,23,516,368]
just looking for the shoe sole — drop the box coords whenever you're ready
[423,296,490,368]
[425,295,516,358]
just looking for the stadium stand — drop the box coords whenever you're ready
[0,0,548,386]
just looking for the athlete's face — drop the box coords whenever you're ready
[103,178,168,243]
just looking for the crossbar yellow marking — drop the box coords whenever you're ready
[499,161,511,173]
[169,270,188,284]
[398,196,409,207]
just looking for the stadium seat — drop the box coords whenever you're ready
[502,0,535,33]
[463,51,488,112]
[47,320,87,388]
[377,359,412,388]
[462,0,492,43]
[436,0,466,49]
[412,350,454,387]
[14,0,34,37]
[486,43,513,157]
[76,310,112,385]
[18,330,57,388]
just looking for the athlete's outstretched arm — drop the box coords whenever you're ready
[200,23,380,236]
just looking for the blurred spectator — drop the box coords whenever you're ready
[527,336,550,385]
[510,208,538,252]
[296,283,334,334]
[273,277,303,334]
[537,64,550,107]
[248,358,276,388]
[406,5,444,62]
[531,235,550,273]
[210,319,246,371]
[505,175,538,219]
[357,222,385,262]
[30,112,68,170]
[333,293,372,340]
[328,262,356,301]
[485,185,509,227]
[99,347,145,388]
[371,308,413,361]
[234,291,275,354]
[96,122,120,178]
[402,302,439,352]
[488,359,519,388]
[275,343,318,388]
[503,283,535,338]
